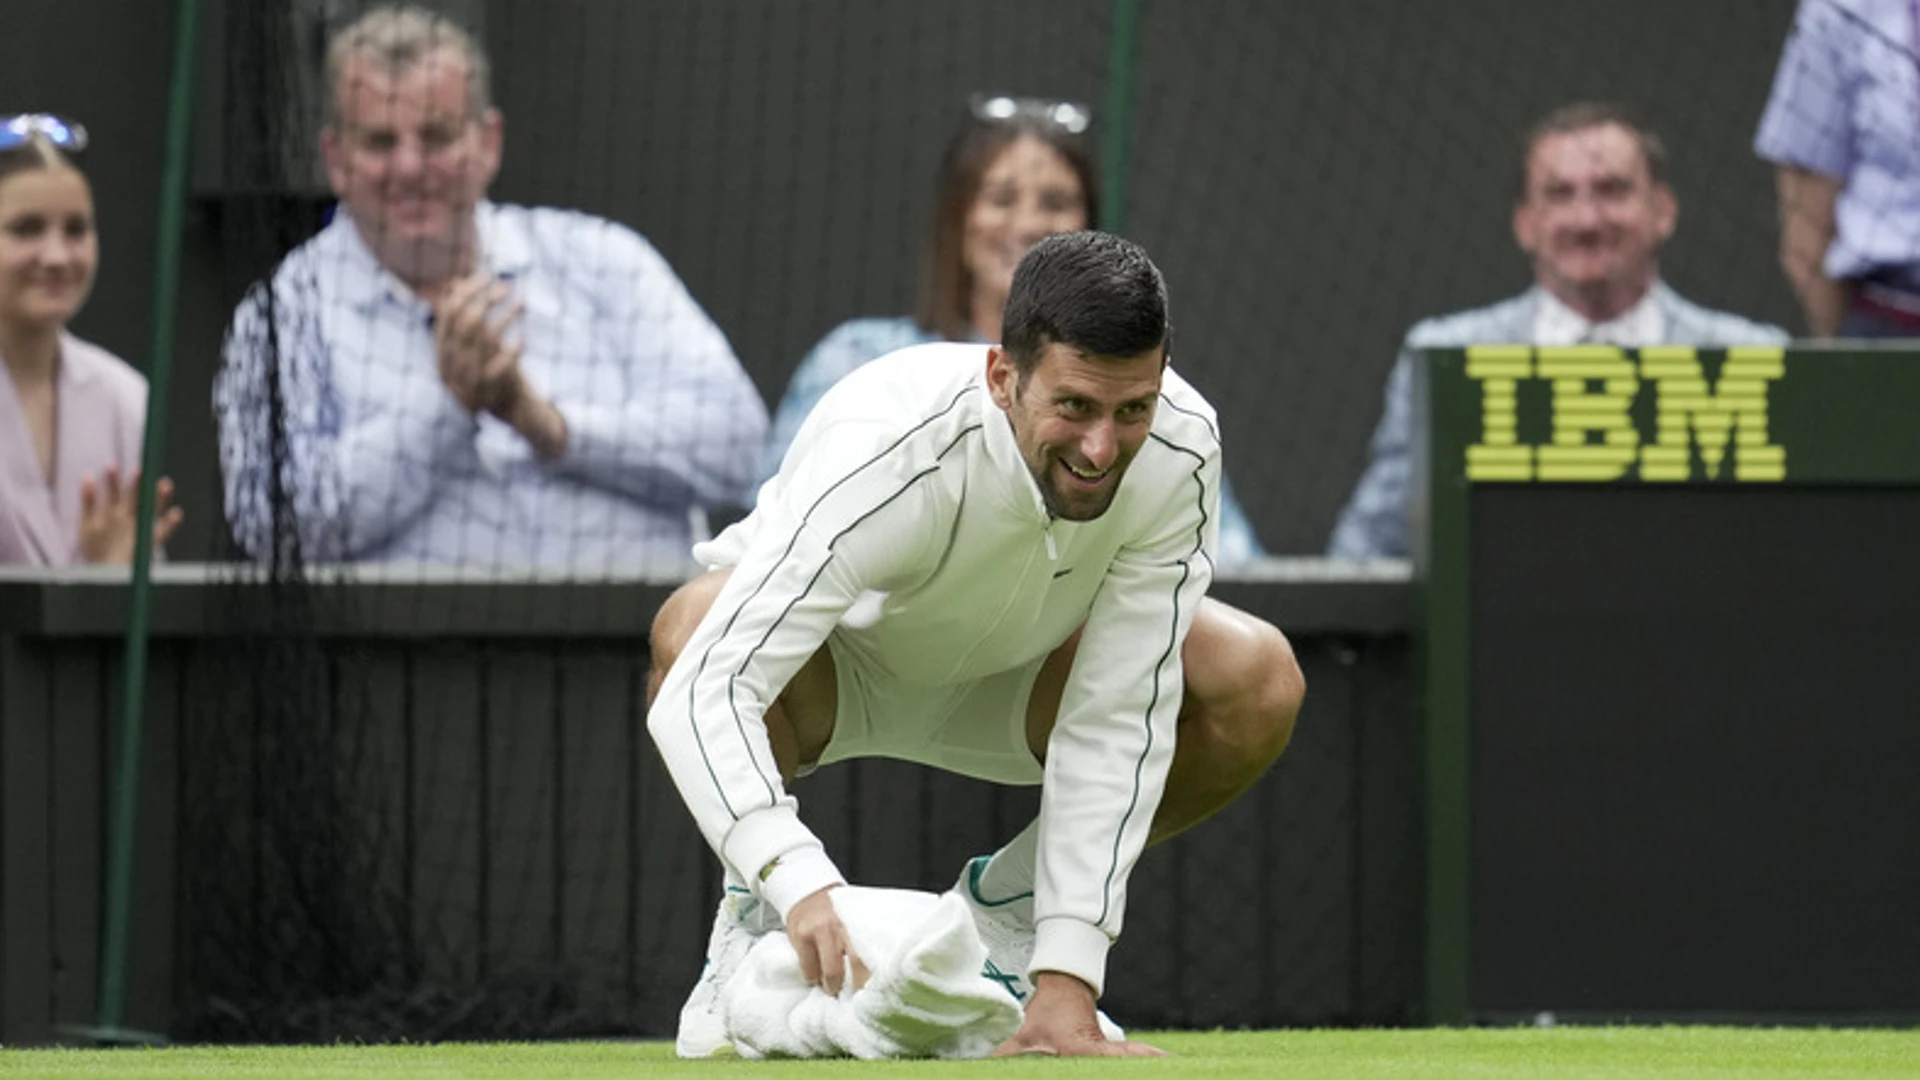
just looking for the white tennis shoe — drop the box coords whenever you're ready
[953,855,1126,1042]
[955,855,1037,1004]
[675,886,779,1058]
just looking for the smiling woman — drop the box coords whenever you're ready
[0,116,184,565]
[753,97,1268,563]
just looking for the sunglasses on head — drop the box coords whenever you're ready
[0,114,89,154]
[968,94,1092,135]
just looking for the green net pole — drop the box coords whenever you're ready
[1101,0,1143,235]
[94,0,202,1041]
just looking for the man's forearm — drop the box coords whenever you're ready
[1776,165,1845,336]
[1788,270,1847,338]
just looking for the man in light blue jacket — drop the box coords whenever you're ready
[1328,102,1788,560]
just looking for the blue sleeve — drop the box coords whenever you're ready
[553,231,769,508]
[213,276,475,564]
[1214,474,1267,565]
[1328,348,1414,559]
[1754,0,1854,177]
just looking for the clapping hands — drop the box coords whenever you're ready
[433,273,567,459]
[76,465,183,565]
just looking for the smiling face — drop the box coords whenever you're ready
[963,135,1089,325]
[987,340,1165,521]
[0,165,97,336]
[322,46,501,286]
[1513,121,1676,313]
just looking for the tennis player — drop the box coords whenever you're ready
[647,231,1304,1058]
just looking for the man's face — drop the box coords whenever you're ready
[987,340,1165,522]
[1513,122,1676,302]
[321,47,501,281]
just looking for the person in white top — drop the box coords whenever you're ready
[647,231,1304,1058]
[1327,102,1787,560]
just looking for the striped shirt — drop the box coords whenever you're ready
[1755,0,1920,280]
[214,202,767,571]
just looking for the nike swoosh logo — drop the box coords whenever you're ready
[1052,567,1072,579]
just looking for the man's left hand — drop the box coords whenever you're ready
[990,972,1165,1058]
[433,274,567,459]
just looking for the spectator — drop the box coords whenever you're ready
[758,95,1267,565]
[1328,102,1788,560]
[1756,0,1920,337]
[214,4,766,571]
[0,115,183,566]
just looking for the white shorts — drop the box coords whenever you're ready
[811,634,1047,786]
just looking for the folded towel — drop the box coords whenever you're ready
[719,886,1023,1059]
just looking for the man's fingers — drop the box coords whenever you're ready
[795,938,823,989]
[79,475,99,516]
[850,953,872,992]
[819,939,852,997]
[485,297,524,341]
[993,1036,1163,1059]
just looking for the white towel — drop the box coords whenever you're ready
[718,886,1023,1059]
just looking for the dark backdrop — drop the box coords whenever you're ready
[2,0,1802,558]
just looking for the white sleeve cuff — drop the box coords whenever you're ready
[1030,916,1113,998]
[755,844,847,921]
[720,804,844,919]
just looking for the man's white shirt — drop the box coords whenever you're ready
[1532,286,1668,346]
[648,342,1224,996]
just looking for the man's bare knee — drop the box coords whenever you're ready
[1243,623,1304,765]
[1184,606,1305,768]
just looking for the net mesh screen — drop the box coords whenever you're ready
[171,0,1811,1041]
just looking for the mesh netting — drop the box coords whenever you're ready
[169,0,1809,1041]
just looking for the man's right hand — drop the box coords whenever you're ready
[784,886,870,997]
[432,273,525,415]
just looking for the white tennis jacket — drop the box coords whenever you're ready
[648,342,1223,995]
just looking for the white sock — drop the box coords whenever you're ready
[977,819,1039,901]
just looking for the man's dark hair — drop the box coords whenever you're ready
[1001,230,1170,377]
[1516,101,1670,199]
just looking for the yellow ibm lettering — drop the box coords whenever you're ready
[1537,346,1640,481]
[1463,346,1786,482]
[1464,346,1533,480]
[1639,346,1787,481]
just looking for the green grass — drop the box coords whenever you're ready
[4,1028,1917,1078]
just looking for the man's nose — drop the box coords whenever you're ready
[1565,193,1605,229]
[1080,419,1118,469]
[390,137,427,177]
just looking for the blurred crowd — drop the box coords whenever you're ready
[1,1,1896,571]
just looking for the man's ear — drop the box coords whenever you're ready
[320,125,350,200]
[1653,182,1679,243]
[477,107,505,187]
[1512,199,1538,258]
[986,345,1017,410]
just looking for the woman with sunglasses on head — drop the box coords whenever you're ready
[0,115,183,566]
[755,96,1265,563]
